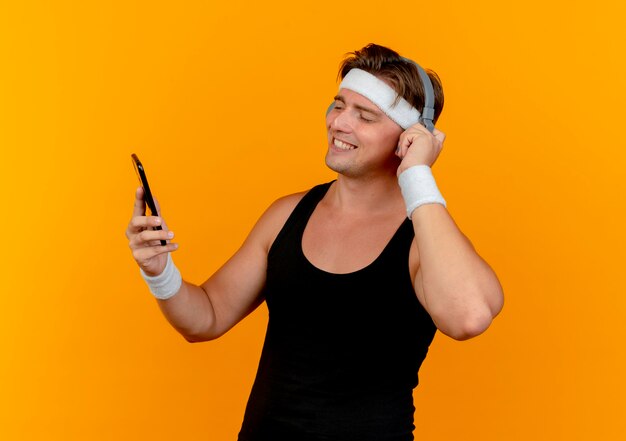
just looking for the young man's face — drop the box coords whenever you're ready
[325,88,403,178]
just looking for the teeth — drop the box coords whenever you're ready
[334,138,356,150]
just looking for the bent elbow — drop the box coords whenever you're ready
[440,306,495,341]
[455,282,504,340]
[180,327,217,343]
[436,281,504,341]
[449,313,493,341]
[183,334,205,343]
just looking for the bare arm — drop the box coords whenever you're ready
[409,205,504,340]
[126,186,304,342]
[397,125,504,340]
[154,223,269,342]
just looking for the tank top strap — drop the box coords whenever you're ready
[381,217,415,264]
[268,181,333,260]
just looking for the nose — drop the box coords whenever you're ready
[328,108,352,133]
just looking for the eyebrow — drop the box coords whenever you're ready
[334,95,382,117]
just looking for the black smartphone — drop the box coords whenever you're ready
[131,153,167,246]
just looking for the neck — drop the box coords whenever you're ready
[329,171,404,215]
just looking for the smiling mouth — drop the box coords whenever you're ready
[333,138,357,150]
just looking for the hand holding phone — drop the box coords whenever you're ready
[131,153,167,246]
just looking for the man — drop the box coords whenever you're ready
[126,44,504,441]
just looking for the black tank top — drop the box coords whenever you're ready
[238,182,437,441]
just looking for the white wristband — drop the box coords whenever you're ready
[398,165,446,219]
[140,253,182,300]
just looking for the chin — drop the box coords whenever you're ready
[325,155,342,174]
[325,159,363,178]
[325,155,350,175]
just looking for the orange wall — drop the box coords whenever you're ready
[1,1,625,440]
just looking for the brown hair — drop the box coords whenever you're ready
[338,44,444,124]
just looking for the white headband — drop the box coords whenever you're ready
[339,68,421,129]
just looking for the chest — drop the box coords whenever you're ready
[301,205,406,274]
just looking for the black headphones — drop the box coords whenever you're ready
[327,57,436,133]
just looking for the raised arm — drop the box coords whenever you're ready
[408,204,504,340]
[396,124,504,341]
[126,187,303,342]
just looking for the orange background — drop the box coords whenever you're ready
[1,1,625,439]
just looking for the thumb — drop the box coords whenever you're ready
[132,186,146,217]
[433,128,446,144]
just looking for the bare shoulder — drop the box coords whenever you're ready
[266,191,307,221]
[249,190,308,253]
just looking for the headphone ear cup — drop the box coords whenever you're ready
[326,102,335,116]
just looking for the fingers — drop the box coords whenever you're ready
[127,187,178,273]
[127,187,173,247]
[398,125,445,151]
[151,198,170,230]
[432,127,446,144]
[128,228,178,268]
[131,242,179,266]
[396,124,428,159]
[395,124,447,170]
[396,136,412,160]
[395,134,411,159]
[126,214,163,235]
[128,227,173,247]
[132,186,146,217]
